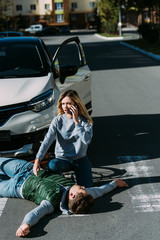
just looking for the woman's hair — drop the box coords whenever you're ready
[68,193,94,214]
[57,89,93,125]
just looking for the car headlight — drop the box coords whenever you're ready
[28,90,55,112]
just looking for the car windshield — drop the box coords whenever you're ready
[0,43,46,78]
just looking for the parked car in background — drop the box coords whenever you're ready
[35,27,60,36]
[25,24,43,34]
[0,31,23,37]
[0,36,92,158]
[60,26,70,34]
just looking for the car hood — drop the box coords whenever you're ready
[0,74,54,106]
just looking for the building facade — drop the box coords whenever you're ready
[51,0,69,26]
[69,0,96,29]
[1,0,96,29]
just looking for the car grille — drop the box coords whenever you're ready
[0,103,28,127]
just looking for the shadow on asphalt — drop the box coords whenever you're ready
[26,213,61,238]
[47,36,160,72]
[83,41,160,71]
[91,188,126,214]
[87,113,160,215]
[88,115,160,169]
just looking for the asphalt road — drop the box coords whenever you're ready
[1,32,160,240]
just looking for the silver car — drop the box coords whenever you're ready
[0,36,92,158]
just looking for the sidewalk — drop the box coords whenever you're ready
[95,25,139,41]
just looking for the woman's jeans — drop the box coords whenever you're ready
[47,156,93,187]
[0,157,33,198]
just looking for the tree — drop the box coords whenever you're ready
[96,0,119,34]
[97,0,119,23]
[0,0,12,30]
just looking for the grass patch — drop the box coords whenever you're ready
[123,39,160,56]
[100,33,120,37]
[99,33,136,38]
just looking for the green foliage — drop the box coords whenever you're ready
[0,0,12,30]
[97,0,119,23]
[0,0,11,17]
[101,21,118,34]
[97,0,119,34]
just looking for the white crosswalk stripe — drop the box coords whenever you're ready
[0,171,8,217]
[0,198,7,217]
[118,156,160,213]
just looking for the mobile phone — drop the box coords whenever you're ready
[68,108,72,114]
[68,104,77,114]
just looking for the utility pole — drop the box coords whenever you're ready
[12,0,16,30]
[118,0,122,36]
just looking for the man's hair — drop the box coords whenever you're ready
[68,193,94,214]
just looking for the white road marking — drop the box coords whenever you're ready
[118,156,160,213]
[0,198,7,217]
[131,194,160,212]
[58,214,89,218]
[0,172,8,217]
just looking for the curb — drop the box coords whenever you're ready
[95,33,139,41]
[95,33,123,41]
[120,41,160,61]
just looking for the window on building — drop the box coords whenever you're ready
[1,4,8,12]
[55,3,63,10]
[89,2,95,8]
[45,4,50,10]
[56,14,64,23]
[16,5,22,11]
[71,2,78,10]
[71,14,78,21]
[30,4,36,11]
[88,13,94,21]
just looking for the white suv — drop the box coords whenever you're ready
[25,24,43,34]
[0,36,92,158]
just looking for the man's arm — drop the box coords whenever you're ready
[115,179,128,188]
[16,200,54,237]
[86,179,128,199]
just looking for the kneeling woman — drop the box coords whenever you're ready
[33,89,93,187]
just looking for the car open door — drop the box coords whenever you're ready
[51,37,92,114]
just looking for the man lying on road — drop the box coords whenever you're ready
[0,157,128,237]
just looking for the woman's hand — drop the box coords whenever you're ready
[115,179,128,187]
[16,223,30,237]
[33,158,41,176]
[70,105,79,124]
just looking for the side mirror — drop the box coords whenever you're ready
[52,58,78,84]
[60,65,78,84]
